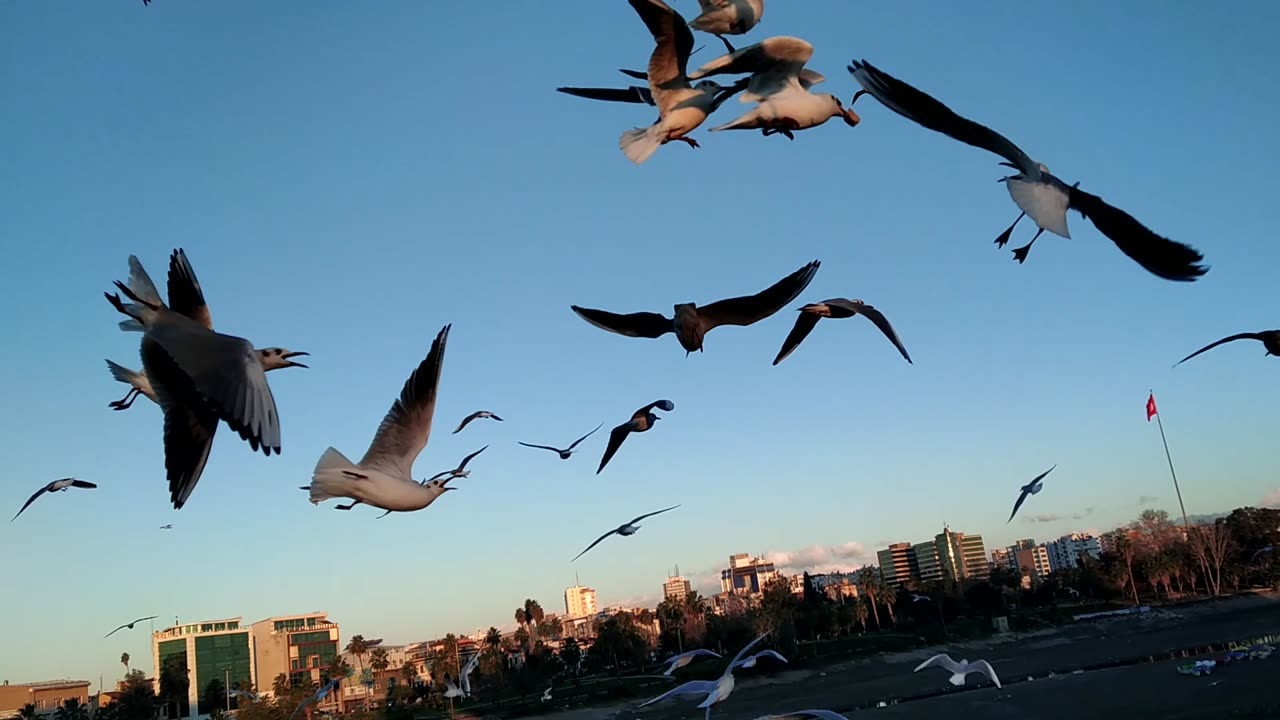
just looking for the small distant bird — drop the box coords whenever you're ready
[1064,587,1081,598]
[661,649,722,676]
[518,422,604,460]
[687,37,861,138]
[443,651,480,699]
[688,0,764,52]
[572,504,680,561]
[572,260,819,355]
[429,446,488,481]
[846,59,1208,282]
[452,410,503,434]
[540,686,552,703]
[12,478,97,522]
[598,400,675,474]
[1174,330,1280,366]
[772,298,912,366]
[1249,546,1275,563]
[734,649,787,670]
[160,524,173,530]
[308,326,460,514]
[288,677,340,720]
[909,594,930,603]
[105,616,158,638]
[752,707,844,712]
[1008,465,1055,523]
[228,690,259,702]
[616,0,742,164]
[914,653,1001,689]
[640,631,772,716]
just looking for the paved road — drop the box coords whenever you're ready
[522,593,1280,720]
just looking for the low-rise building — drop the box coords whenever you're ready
[0,680,91,718]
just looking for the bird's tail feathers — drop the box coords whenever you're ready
[126,255,164,307]
[105,359,138,384]
[118,319,145,333]
[309,448,361,503]
[709,113,755,132]
[619,125,664,165]
[949,673,966,686]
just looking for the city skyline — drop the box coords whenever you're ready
[5,0,1279,690]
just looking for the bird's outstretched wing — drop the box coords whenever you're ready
[727,631,771,671]
[453,411,482,434]
[1031,464,1056,485]
[457,445,488,471]
[569,422,605,449]
[12,484,53,522]
[846,59,1038,176]
[1007,487,1032,524]
[70,480,97,489]
[629,504,680,525]
[628,0,695,114]
[518,442,564,453]
[633,399,675,420]
[914,653,962,674]
[167,248,213,330]
[699,261,820,331]
[570,306,673,339]
[638,680,717,708]
[1067,186,1207,282]
[572,527,621,562]
[359,325,450,478]
[970,659,1001,688]
[1174,332,1263,366]
[557,85,656,105]
[754,711,850,720]
[597,423,633,474]
[825,299,913,364]
[772,311,821,366]
[144,336,219,509]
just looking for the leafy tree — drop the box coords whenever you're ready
[398,660,417,688]
[54,699,88,720]
[369,647,390,675]
[120,653,130,675]
[116,670,159,720]
[201,678,226,718]
[159,655,190,720]
[346,635,372,672]
[429,634,460,689]
[558,636,582,672]
[1189,522,1238,596]
[18,705,38,720]
[588,612,649,673]
[539,615,563,641]
[1110,532,1142,605]
[855,566,884,630]
[512,626,530,649]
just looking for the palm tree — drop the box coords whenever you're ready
[55,698,88,720]
[346,634,372,672]
[880,588,898,627]
[398,661,417,688]
[539,615,563,641]
[485,627,502,651]
[524,598,545,647]
[369,647,390,674]
[854,601,869,632]
[856,566,883,630]
[121,652,130,675]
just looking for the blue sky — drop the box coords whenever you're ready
[2,0,1277,689]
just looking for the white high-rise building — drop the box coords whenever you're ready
[563,584,598,619]
[1044,533,1102,571]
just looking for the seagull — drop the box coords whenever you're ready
[443,652,481,699]
[572,260,819,355]
[105,616,158,638]
[104,250,302,509]
[661,649,722,676]
[160,524,173,530]
[688,37,861,139]
[733,649,787,670]
[571,504,680,561]
[308,325,459,514]
[228,690,259,702]
[617,0,740,164]
[288,677,340,720]
[540,686,552,703]
[106,349,308,412]
[12,478,97,522]
[752,707,844,712]
[452,410,503,434]
[1008,465,1056,523]
[772,298,912,366]
[518,422,604,460]
[910,594,931,603]
[914,653,1002,689]
[688,0,764,53]
[428,446,488,481]
[1064,587,1081,598]
[639,631,771,720]
[1249,546,1275,563]
[846,59,1208,282]
[1174,331,1280,366]
[598,400,674,474]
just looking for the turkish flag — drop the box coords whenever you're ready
[1146,393,1158,421]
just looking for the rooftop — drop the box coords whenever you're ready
[2,680,90,690]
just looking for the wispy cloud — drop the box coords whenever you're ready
[1263,489,1280,509]
[763,541,874,574]
[1025,506,1095,524]
[1136,495,1160,506]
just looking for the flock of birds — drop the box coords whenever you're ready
[16,0,1277,718]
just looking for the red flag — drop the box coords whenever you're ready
[1146,393,1158,422]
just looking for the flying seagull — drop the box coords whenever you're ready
[160,524,173,530]
[105,251,303,509]
[12,478,97,521]
[688,37,861,139]
[429,446,488,482]
[571,260,819,355]
[688,0,764,53]
[288,677,340,720]
[1008,465,1055,523]
[598,400,674,474]
[617,0,742,164]
[452,410,503,434]
[105,616,158,638]
[571,504,680,561]
[752,707,844,712]
[1175,330,1280,366]
[444,652,481,699]
[772,298,912,366]
[106,348,307,412]
[733,649,787,669]
[914,653,1002,689]
[910,593,931,603]
[228,690,259,702]
[518,422,604,460]
[308,326,459,514]
[640,631,773,720]
[661,649,722,676]
[846,59,1208,282]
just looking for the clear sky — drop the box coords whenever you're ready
[2,0,1278,690]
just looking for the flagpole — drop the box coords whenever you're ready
[1150,389,1191,531]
